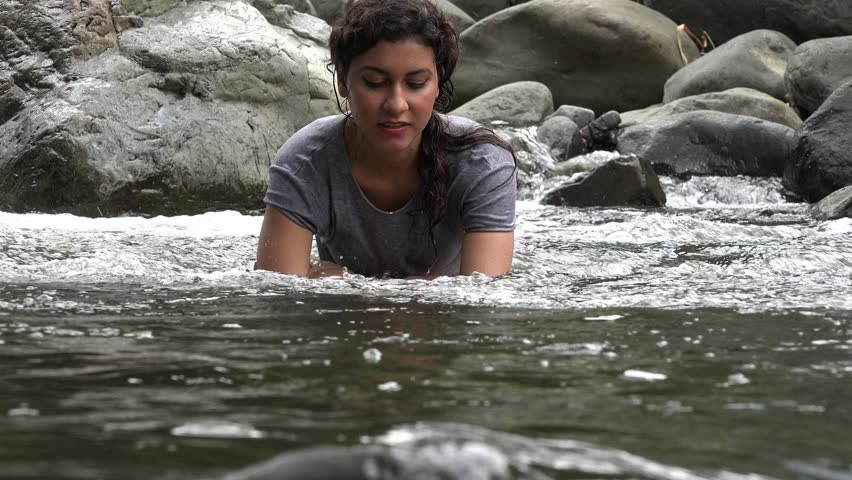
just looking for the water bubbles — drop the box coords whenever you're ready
[377,381,401,392]
[621,369,667,382]
[584,314,624,321]
[720,373,751,387]
[171,420,264,439]
[363,348,382,364]
[7,403,39,417]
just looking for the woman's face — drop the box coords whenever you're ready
[339,38,440,158]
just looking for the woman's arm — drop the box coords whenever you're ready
[255,206,316,276]
[459,231,514,276]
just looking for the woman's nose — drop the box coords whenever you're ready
[383,84,408,113]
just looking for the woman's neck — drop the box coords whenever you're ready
[344,119,420,177]
[344,119,422,211]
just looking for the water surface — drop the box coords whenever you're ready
[1,173,851,479]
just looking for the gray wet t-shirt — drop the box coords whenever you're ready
[264,114,516,277]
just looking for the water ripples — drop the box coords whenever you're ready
[2,176,851,313]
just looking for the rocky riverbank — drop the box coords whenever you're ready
[1,0,851,217]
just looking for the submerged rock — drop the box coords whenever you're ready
[223,442,510,480]
[616,111,795,178]
[812,186,852,220]
[451,81,553,127]
[663,30,796,103]
[542,155,666,208]
[785,35,852,117]
[621,88,801,129]
[453,0,697,113]
[0,0,335,216]
[640,0,852,45]
[784,79,852,203]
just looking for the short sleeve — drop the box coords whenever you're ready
[263,141,326,235]
[461,147,517,232]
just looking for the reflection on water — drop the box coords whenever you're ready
[1,173,851,479]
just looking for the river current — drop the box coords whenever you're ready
[1,141,851,479]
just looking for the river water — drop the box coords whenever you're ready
[1,145,851,478]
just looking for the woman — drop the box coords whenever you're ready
[255,0,517,278]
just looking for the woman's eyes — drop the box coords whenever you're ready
[363,79,427,89]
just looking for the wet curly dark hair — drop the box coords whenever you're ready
[328,0,516,270]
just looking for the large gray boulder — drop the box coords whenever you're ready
[616,111,795,177]
[110,0,185,17]
[450,0,522,20]
[640,0,852,45]
[0,0,117,90]
[0,0,336,215]
[785,36,852,117]
[435,0,476,33]
[541,155,666,208]
[621,88,802,129]
[784,80,852,203]
[663,30,796,103]
[450,81,553,127]
[311,0,473,32]
[453,0,698,114]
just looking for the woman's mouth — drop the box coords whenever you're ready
[379,122,410,135]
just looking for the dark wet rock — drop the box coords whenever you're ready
[453,0,698,113]
[310,0,347,24]
[0,70,25,125]
[544,105,596,129]
[784,80,852,203]
[311,0,472,32]
[546,151,614,178]
[0,0,336,216]
[536,116,583,162]
[223,442,510,480]
[580,111,621,152]
[621,88,802,129]
[663,30,795,103]
[640,0,852,45]
[495,127,554,176]
[451,81,553,127]
[785,36,852,117]
[0,0,116,90]
[253,0,321,25]
[542,154,666,208]
[451,0,525,21]
[812,186,852,220]
[223,446,377,480]
[435,0,476,34]
[616,111,795,177]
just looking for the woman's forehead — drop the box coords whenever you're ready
[351,39,436,71]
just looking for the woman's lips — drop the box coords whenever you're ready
[379,122,410,135]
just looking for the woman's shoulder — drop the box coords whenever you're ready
[442,114,515,170]
[272,114,346,171]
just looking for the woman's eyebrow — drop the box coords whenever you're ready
[360,66,433,77]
